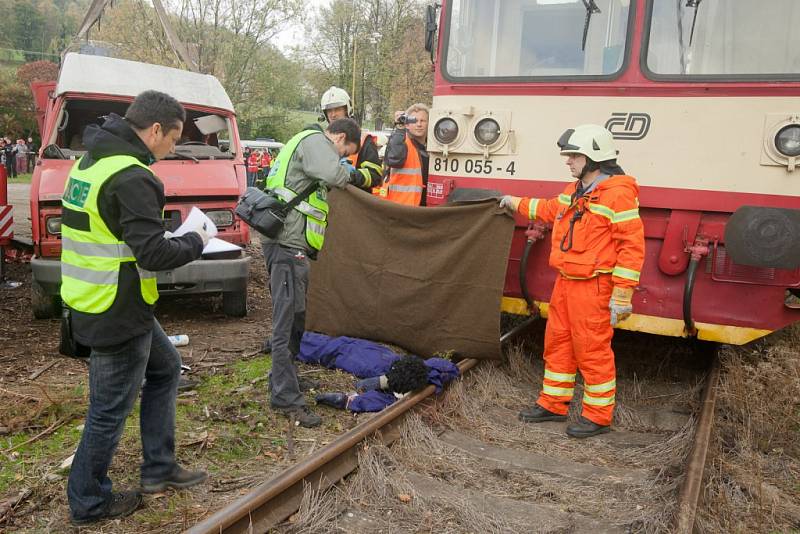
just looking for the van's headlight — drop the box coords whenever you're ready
[203,210,234,227]
[46,216,61,235]
[775,125,800,157]
[474,118,501,146]
[434,118,459,145]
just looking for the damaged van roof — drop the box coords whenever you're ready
[56,53,235,113]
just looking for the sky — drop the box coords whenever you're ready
[273,0,332,51]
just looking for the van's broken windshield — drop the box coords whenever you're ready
[44,99,235,160]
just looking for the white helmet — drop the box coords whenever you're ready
[320,86,352,120]
[557,124,618,162]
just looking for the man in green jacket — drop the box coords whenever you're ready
[63,91,210,525]
[261,118,361,427]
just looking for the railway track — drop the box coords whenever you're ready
[187,322,720,534]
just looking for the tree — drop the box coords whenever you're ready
[11,0,46,59]
[302,0,433,128]
[17,60,59,86]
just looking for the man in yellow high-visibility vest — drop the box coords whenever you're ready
[63,91,211,526]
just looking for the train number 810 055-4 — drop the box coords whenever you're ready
[432,157,516,176]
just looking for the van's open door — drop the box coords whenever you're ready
[30,81,56,138]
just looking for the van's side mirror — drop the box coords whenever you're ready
[424,4,438,54]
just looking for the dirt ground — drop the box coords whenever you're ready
[0,241,367,533]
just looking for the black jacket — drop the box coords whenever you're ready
[354,135,381,191]
[384,129,429,205]
[71,113,203,347]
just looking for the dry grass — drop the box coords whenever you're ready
[278,323,799,534]
[698,323,800,533]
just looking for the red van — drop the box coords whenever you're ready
[29,53,250,318]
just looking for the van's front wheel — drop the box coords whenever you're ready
[32,281,60,319]
[222,289,247,317]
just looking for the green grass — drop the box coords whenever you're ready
[0,400,85,494]
[0,357,274,497]
[7,172,31,183]
[289,109,321,125]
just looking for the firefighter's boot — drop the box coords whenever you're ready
[518,404,567,423]
[566,416,611,438]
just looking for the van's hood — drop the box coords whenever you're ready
[37,159,242,201]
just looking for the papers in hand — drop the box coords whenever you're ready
[202,237,241,255]
[174,207,218,238]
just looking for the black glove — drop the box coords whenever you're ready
[349,168,367,188]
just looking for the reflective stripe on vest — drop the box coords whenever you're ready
[382,135,423,206]
[60,155,159,313]
[266,129,329,251]
[271,187,327,220]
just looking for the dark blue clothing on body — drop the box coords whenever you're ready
[299,332,460,412]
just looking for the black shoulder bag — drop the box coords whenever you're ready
[235,182,319,238]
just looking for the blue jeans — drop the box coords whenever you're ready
[246,171,256,188]
[67,318,181,521]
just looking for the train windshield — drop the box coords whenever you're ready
[444,0,631,79]
[645,0,800,77]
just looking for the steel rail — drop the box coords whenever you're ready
[674,348,721,533]
[186,318,537,534]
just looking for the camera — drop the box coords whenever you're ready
[396,114,417,125]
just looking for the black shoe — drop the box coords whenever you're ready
[566,416,611,438]
[70,490,142,525]
[315,392,348,409]
[518,404,568,423]
[297,376,320,392]
[177,376,198,390]
[277,405,322,428]
[262,338,272,353]
[140,465,208,493]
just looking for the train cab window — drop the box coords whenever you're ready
[644,0,800,78]
[444,0,631,80]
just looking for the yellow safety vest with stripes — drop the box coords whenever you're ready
[60,155,159,313]
[266,129,329,251]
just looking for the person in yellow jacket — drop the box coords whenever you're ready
[500,124,645,438]
[62,91,210,525]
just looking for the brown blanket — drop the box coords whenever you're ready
[306,187,514,359]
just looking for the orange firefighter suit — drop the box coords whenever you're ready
[516,175,645,426]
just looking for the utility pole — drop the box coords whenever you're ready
[351,38,357,115]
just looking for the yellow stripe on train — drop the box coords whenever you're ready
[500,297,771,346]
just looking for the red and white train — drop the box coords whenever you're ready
[423,0,800,345]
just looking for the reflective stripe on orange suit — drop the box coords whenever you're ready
[374,135,423,206]
[247,153,260,173]
[517,175,645,426]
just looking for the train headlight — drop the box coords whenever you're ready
[775,125,800,158]
[203,209,234,227]
[434,118,459,145]
[474,118,501,146]
[46,216,61,235]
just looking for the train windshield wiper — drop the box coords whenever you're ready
[686,0,703,46]
[581,0,601,51]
